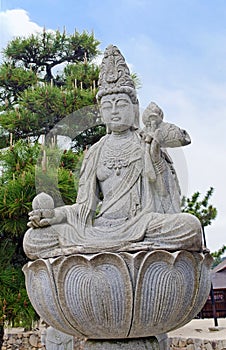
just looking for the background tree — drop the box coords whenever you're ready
[0,28,102,339]
[0,29,141,337]
[181,187,218,325]
[0,140,83,340]
[0,29,103,147]
[211,245,226,267]
[181,187,217,247]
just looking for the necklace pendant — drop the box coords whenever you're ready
[116,167,120,176]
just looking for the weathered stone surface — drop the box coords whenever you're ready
[22,44,213,349]
[8,336,14,344]
[205,342,214,350]
[23,250,212,339]
[187,344,195,350]
[83,337,160,350]
[23,45,203,260]
[41,326,74,350]
[179,339,187,347]
[29,334,38,347]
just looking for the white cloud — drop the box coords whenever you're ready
[0,9,43,58]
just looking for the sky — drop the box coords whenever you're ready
[0,0,225,253]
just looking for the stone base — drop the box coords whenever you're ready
[80,335,168,350]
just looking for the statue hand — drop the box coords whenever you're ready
[150,137,161,163]
[27,208,65,228]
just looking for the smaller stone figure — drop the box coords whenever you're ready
[141,101,191,148]
[140,101,191,202]
[41,326,74,350]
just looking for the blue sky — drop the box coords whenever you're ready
[0,0,226,252]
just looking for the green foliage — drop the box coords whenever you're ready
[0,140,82,238]
[0,266,38,328]
[0,28,103,332]
[0,239,38,328]
[64,62,99,90]
[73,124,106,151]
[0,171,36,237]
[3,29,100,81]
[180,186,226,270]
[131,72,142,89]
[0,139,83,330]
[0,139,40,177]
[0,85,97,140]
[35,146,82,206]
[181,187,217,228]
[211,245,226,267]
[0,141,39,237]
[0,62,37,108]
[0,29,101,145]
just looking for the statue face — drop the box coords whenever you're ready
[143,114,162,128]
[100,93,135,132]
[144,114,162,127]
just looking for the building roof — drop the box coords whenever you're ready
[212,258,226,273]
[211,259,226,290]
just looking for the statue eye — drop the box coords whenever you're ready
[116,100,129,107]
[101,102,112,109]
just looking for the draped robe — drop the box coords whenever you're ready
[23,132,203,259]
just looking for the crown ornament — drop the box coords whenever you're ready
[96,45,138,104]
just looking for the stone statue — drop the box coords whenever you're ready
[41,326,74,350]
[141,101,191,148]
[23,45,212,350]
[23,45,203,259]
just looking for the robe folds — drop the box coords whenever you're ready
[23,132,203,259]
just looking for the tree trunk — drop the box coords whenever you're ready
[0,323,4,348]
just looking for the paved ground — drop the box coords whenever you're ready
[168,319,226,340]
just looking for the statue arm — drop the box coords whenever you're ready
[149,136,181,212]
[27,138,105,229]
[150,138,169,196]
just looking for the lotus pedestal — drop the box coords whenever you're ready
[23,250,212,350]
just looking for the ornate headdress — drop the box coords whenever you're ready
[96,45,138,104]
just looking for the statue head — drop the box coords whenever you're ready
[96,45,139,131]
[142,102,164,128]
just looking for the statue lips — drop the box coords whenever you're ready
[111,116,121,121]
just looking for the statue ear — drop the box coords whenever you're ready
[99,104,112,133]
[99,105,104,122]
[133,102,140,129]
[106,125,111,134]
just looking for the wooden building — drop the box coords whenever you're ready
[198,259,226,318]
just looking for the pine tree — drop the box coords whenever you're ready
[181,187,219,325]
[0,28,102,336]
[0,139,83,337]
[0,29,104,147]
[181,187,217,247]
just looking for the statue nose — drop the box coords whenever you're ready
[112,104,119,114]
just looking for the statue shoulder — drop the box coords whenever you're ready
[79,135,109,177]
[85,134,108,159]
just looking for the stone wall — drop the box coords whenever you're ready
[168,337,226,350]
[2,331,226,350]
[2,329,45,350]
[1,329,83,350]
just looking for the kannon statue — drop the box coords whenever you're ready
[23,45,203,260]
